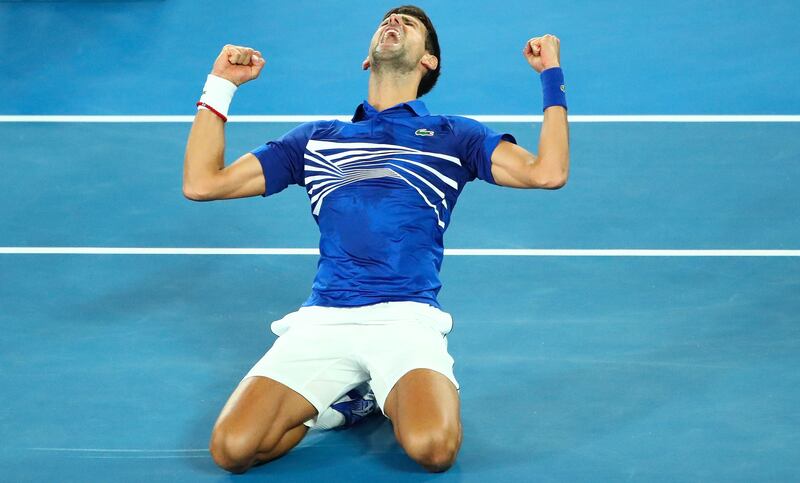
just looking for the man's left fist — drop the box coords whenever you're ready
[523,34,561,73]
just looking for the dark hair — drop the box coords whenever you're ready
[382,5,440,98]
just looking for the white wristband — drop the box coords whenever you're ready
[198,74,238,119]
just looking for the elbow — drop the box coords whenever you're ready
[529,165,569,190]
[182,181,213,201]
[544,176,568,190]
[539,178,567,190]
[550,170,569,189]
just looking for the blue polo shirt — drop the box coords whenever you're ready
[251,100,516,308]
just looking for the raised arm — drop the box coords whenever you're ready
[490,34,569,190]
[183,45,267,201]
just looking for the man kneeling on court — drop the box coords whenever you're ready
[183,5,569,473]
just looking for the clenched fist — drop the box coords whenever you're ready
[523,34,561,73]
[211,44,266,86]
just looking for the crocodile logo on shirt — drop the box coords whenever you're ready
[415,128,435,137]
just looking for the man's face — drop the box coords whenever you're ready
[368,13,429,72]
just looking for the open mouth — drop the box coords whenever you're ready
[380,27,401,45]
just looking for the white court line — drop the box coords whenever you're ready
[28,447,207,453]
[1,247,799,256]
[461,355,734,370]
[76,455,209,459]
[0,115,799,123]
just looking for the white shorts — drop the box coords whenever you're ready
[242,301,459,422]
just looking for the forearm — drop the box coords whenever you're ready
[183,109,225,198]
[535,105,570,183]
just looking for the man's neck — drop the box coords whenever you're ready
[367,72,419,112]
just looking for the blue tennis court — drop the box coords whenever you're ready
[1,1,799,481]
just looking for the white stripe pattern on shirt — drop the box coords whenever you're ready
[304,140,461,228]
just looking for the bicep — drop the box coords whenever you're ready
[490,140,538,188]
[211,153,266,199]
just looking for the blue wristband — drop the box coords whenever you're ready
[541,67,567,111]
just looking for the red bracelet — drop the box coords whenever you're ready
[196,101,228,122]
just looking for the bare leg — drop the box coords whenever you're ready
[251,423,308,466]
[209,376,318,473]
[383,369,462,472]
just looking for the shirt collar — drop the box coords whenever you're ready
[351,99,430,122]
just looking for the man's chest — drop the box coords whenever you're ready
[301,123,466,227]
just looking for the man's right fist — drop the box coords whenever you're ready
[211,44,266,86]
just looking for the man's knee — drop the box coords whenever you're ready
[400,426,461,473]
[209,424,276,474]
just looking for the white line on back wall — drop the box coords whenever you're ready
[0,115,799,123]
[0,247,798,256]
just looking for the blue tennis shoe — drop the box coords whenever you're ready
[330,386,377,427]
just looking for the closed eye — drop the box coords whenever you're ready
[379,15,419,29]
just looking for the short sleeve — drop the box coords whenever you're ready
[250,122,315,197]
[451,116,517,184]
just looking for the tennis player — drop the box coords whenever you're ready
[183,5,569,474]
